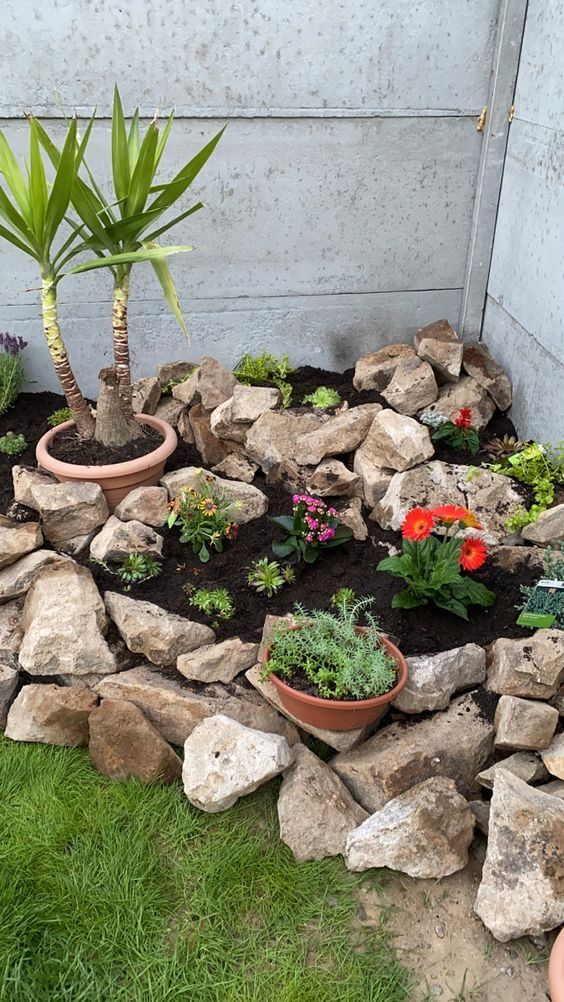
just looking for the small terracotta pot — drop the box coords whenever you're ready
[549,928,564,1002]
[36,414,177,512]
[261,627,409,731]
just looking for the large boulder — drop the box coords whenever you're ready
[244,410,326,479]
[0,550,69,603]
[157,359,195,387]
[12,465,56,507]
[18,563,116,679]
[0,519,43,569]
[293,404,381,466]
[413,318,459,349]
[371,461,524,544]
[381,356,438,416]
[29,481,109,547]
[418,375,495,430]
[462,342,512,411]
[338,497,368,541]
[494,695,558,751]
[277,744,368,861]
[182,714,293,812]
[541,733,564,779]
[114,486,169,528]
[486,631,564,700]
[160,467,268,524]
[474,770,564,940]
[175,356,237,411]
[331,693,494,812]
[211,453,258,484]
[153,396,186,427]
[131,376,161,415]
[521,503,564,546]
[392,644,486,714]
[211,385,281,442]
[90,516,163,562]
[176,638,259,684]
[104,592,214,667]
[188,403,239,466]
[354,409,434,473]
[477,751,549,790]
[0,598,23,652]
[0,660,18,727]
[88,698,182,783]
[305,459,361,498]
[352,452,393,506]
[345,777,474,878]
[353,344,415,392]
[417,334,462,383]
[5,683,97,745]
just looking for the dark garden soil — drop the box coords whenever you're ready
[1,371,539,657]
[48,424,164,466]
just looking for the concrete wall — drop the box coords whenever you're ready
[482,0,564,442]
[0,0,506,396]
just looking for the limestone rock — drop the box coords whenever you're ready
[372,461,524,544]
[474,770,564,940]
[469,799,490,836]
[478,752,549,789]
[0,660,18,727]
[494,695,558,751]
[90,516,163,562]
[353,344,415,392]
[462,342,512,411]
[182,714,293,812]
[338,497,368,540]
[0,520,43,569]
[541,733,564,779]
[537,779,564,800]
[19,563,115,679]
[418,375,495,430]
[392,644,486,714]
[331,693,494,812]
[88,698,182,783]
[294,405,381,466]
[0,598,24,651]
[57,531,97,557]
[157,360,196,387]
[489,545,546,575]
[153,396,185,427]
[188,403,238,466]
[96,665,299,746]
[413,319,459,349]
[170,369,200,405]
[12,465,57,507]
[195,356,238,410]
[177,407,194,444]
[177,638,259,684]
[356,409,434,473]
[417,336,463,383]
[211,385,280,442]
[114,486,169,528]
[0,549,69,603]
[30,481,108,545]
[345,777,474,878]
[161,467,268,525]
[131,376,161,415]
[277,744,368,861]
[381,356,438,416]
[211,453,258,483]
[5,683,97,745]
[486,631,564,700]
[104,592,214,667]
[305,460,361,498]
[521,504,564,545]
[245,410,326,478]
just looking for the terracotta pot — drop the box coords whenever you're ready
[549,928,564,1002]
[36,414,177,512]
[261,627,409,731]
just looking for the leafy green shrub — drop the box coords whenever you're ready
[185,586,235,622]
[234,353,294,407]
[0,333,26,416]
[247,558,294,597]
[302,386,341,409]
[485,442,564,530]
[47,406,72,427]
[0,431,27,456]
[261,598,397,700]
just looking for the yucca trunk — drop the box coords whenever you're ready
[112,270,131,387]
[41,277,95,440]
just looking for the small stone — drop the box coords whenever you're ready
[182,714,293,812]
[170,369,200,406]
[0,661,18,727]
[478,752,549,789]
[338,497,368,540]
[277,744,368,861]
[486,631,564,700]
[161,467,268,525]
[114,486,169,528]
[211,385,281,442]
[211,453,258,483]
[474,770,564,940]
[0,598,24,652]
[88,699,182,783]
[434,924,446,939]
[305,460,361,498]
[356,409,434,473]
[521,504,564,546]
[90,516,163,562]
[153,397,186,428]
[12,465,57,507]
[30,481,109,545]
[417,337,463,383]
[392,645,486,714]
[0,550,70,603]
[0,520,43,569]
[104,592,214,667]
[157,360,196,386]
[419,375,495,430]
[381,356,438,416]
[294,405,381,466]
[353,344,415,392]
[494,695,558,751]
[352,452,393,506]
[131,376,161,415]
[540,733,564,779]
[176,638,259,684]
[413,319,459,349]
[345,777,475,878]
[5,683,97,745]
[462,342,512,411]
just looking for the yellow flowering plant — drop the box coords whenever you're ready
[167,474,239,562]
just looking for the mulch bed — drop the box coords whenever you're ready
[1,369,538,657]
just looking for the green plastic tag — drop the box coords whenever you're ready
[517,612,556,628]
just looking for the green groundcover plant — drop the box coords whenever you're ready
[262,597,397,700]
[47,405,72,427]
[185,586,235,622]
[484,441,564,531]
[0,431,26,456]
[247,558,295,597]
[302,386,341,409]
[0,333,26,415]
[233,352,294,407]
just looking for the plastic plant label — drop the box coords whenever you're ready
[537,579,564,590]
[517,611,556,628]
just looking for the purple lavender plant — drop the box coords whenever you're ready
[0,332,27,415]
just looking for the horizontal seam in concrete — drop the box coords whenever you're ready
[486,295,564,367]
[0,107,483,122]
[512,114,563,135]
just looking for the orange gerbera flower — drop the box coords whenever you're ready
[459,536,487,571]
[401,507,435,541]
[431,504,482,529]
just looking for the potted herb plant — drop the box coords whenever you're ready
[260,597,408,730]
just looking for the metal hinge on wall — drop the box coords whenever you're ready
[508,104,515,122]
[476,107,488,132]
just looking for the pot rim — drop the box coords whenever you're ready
[36,414,177,480]
[262,629,409,709]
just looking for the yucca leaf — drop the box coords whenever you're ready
[143,201,203,242]
[111,85,130,207]
[127,109,140,172]
[147,125,225,214]
[66,243,193,275]
[126,121,158,216]
[0,221,39,258]
[148,248,188,335]
[102,206,163,244]
[154,110,174,171]
[76,111,96,168]
[44,118,77,250]
[28,121,48,238]
[0,185,40,253]
[0,131,31,222]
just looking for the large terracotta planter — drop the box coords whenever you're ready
[36,414,177,512]
[261,628,409,731]
[549,928,564,1002]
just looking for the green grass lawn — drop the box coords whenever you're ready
[0,735,409,1002]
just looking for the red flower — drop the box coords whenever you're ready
[431,504,482,529]
[455,407,472,429]
[402,507,435,541]
[459,537,487,571]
